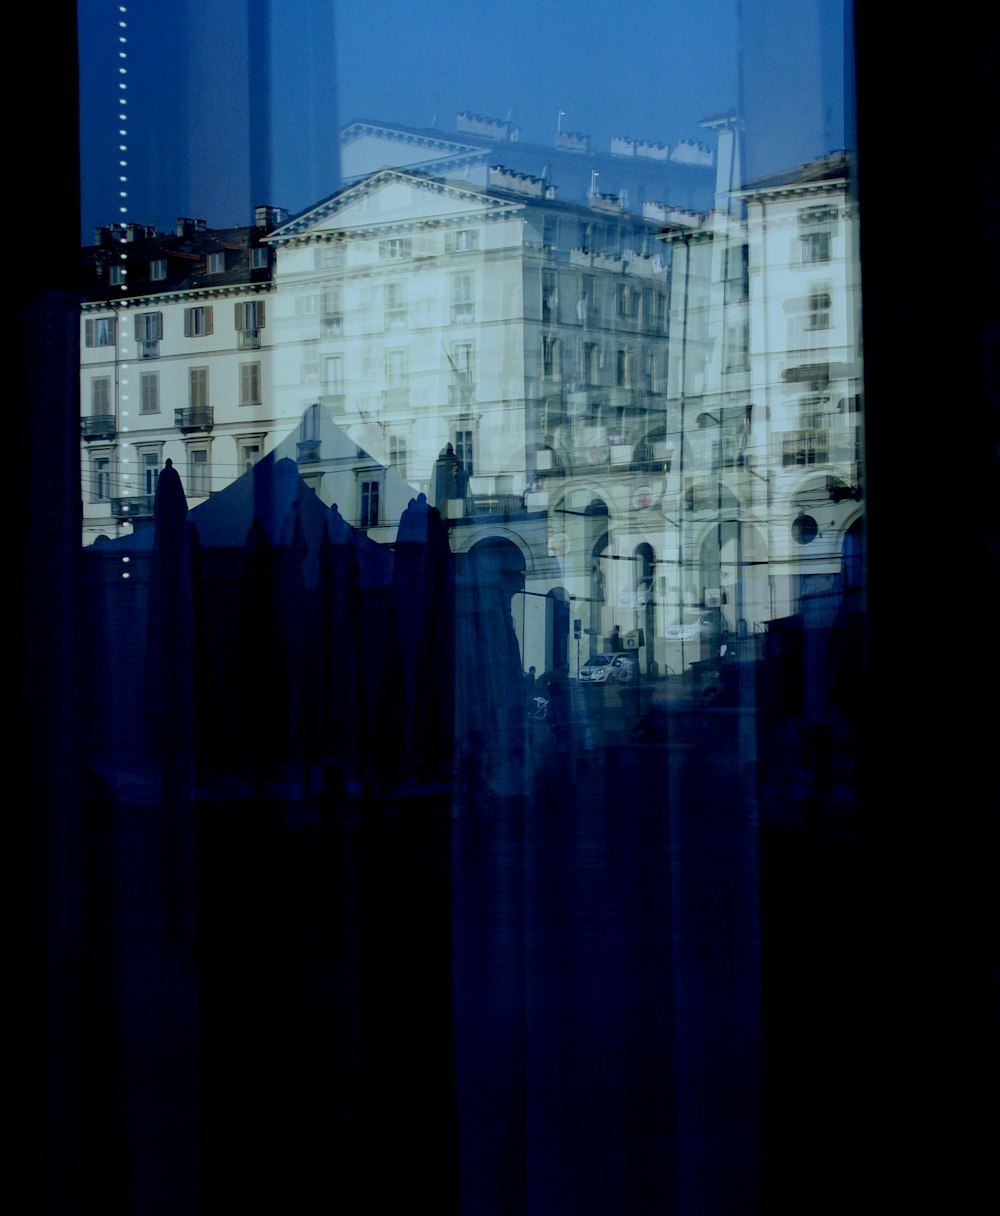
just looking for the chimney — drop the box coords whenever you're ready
[254,205,289,230]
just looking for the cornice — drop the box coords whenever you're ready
[81,281,274,313]
[739,177,847,204]
[276,208,521,249]
[342,121,480,156]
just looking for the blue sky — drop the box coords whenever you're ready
[77,1,845,240]
[333,0,739,149]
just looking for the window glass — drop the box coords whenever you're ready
[55,3,933,1213]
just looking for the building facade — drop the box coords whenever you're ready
[79,151,862,682]
[262,165,675,673]
[651,151,862,673]
[80,209,283,546]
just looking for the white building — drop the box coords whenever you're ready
[743,151,863,621]
[650,151,863,672]
[79,152,862,683]
[262,166,674,673]
[80,210,284,546]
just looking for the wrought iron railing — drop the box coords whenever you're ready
[175,406,214,431]
[111,494,155,520]
[81,414,116,440]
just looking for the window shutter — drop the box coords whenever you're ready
[134,315,142,342]
[85,319,94,346]
[155,312,163,339]
[235,302,244,330]
[205,305,214,335]
[184,310,192,337]
[256,300,265,328]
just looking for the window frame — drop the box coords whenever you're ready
[187,444,211,496]
[139,370,160,415]
[806,287,832,331]
[239,360,262,406]
[136,444,164,495]
[91,452,113,503]
[90,376,112,413]
[379,236,412,261]
[451,271,475,323]
[238,437,264,474]
[188,366,210,409]
[388,433,408,478]
[801,229,832,264]
[184,305,214,337]
[84,316,118,347]
[454,427,475,477]
[359,476,381,528]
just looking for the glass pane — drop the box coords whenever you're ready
[31,2,996,1212]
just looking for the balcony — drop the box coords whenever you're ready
[608,387,633,409]
[632,440,673,474]
[297,439,322,464]
[465,493,526,518]
[137,339,160,360]
[779,429,829,468]
[112,494,155,520]
[237,328,261,350]
[565,428,674,476]
[571,443,611,470]
[175,406,214,432]
[81,414,116,440]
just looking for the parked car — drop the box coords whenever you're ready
[664,608,727,642]
[578,653,638,684]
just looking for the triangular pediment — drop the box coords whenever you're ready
[342,120,480,158]
[341,121,484,181]
[269,170,517,241]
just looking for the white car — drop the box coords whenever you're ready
[578,653,638,684]
[664,609,726,642]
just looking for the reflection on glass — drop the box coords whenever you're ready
[80,133,862,720]
[68,2,868,1211]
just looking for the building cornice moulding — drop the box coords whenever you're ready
[81,282,274,313]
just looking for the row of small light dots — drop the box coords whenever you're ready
[116,6,132,531]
